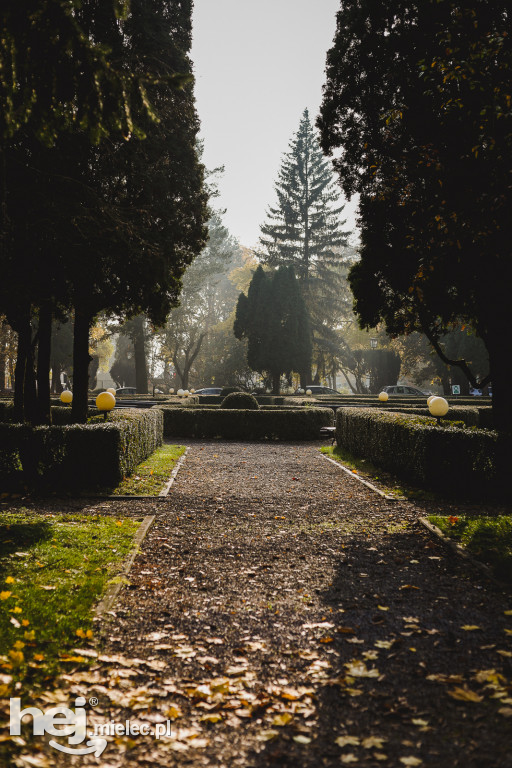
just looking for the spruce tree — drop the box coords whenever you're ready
[258,109,350,377]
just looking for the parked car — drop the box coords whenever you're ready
[193,387,223,395]
[469,387,483,396]
[295,385,342,395]
[382,385,427,396]
[115,387,136,395]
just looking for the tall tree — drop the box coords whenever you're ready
[234,266,312,394]
[319,0,512,430]
[159,211,240,390]
[258,109,351,377]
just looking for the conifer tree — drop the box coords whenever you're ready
[234,266,312,394]
[258,109,350,377]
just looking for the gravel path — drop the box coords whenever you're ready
[17,441,512,767]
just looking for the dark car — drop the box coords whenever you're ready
[193,387,223,395]
[115,387,137,395]
[382,385,427,396]
[296,385,342,395]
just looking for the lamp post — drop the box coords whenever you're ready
[96,391,116,420]
[428,396,449,425]
[60,390,73,405]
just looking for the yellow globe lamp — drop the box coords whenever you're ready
[427,395,437,406]
[177,388,184,396]
[60,390,73,404]
[169,388,174,394]
[428,396,449,423]
[306,389,312,396]
[378,391,389,402]
[190,388,195,394]
[96,391,116,419]
[107,387,116,396]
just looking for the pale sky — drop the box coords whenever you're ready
[191,0,358,249]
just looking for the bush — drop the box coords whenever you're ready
[0,401,14,422]
[158,406,333,440]
[0,408,163,491]
[221,391,260,410]
[335,407,511,499]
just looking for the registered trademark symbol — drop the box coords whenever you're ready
[89,697,99,707]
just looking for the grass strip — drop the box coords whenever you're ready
[0,510,140,683]
[320,445,412,499]
[428,515,512,582]
[111,443,186,496]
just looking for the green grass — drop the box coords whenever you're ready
[111,443,186,496]
[429,515,512,582]
[0,510,140,682]
[320,445,409,498]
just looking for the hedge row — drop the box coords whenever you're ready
[335,407,510,499]
[0,408,163,491]
[157,406,333,440]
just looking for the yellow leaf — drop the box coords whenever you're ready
[344,661,379,678]
[8,650,24,666]
[5,577,15,584]
[23,631,35,641]
[11,607,22,614]
[375,640,393,649]
[504,610,512,616]
[273,713,293,726]
[447,687,483,703]
[335,736,360,747]
[497,650,512,658]
[200,713,222,724]
[400,758,422,767]
[21,620,29,627]
[498,707,512,717]
[412,719,429,727]
[461,625,481,631]
[0,591,12,600]
[362,737,387,749]
[13,641,25,651]
[504,629,512,636]
[341,755,358,764]
[377,605,389,611]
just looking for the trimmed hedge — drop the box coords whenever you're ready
[0,408,163,491]
[335,407,510,499]
[157,406,333,440]
[0,401,14,422]
[221,391,260,409]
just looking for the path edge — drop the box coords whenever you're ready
[159,447,189,496]
[320,452,397,500]
[94,514,155,619]
[418,516,509,589]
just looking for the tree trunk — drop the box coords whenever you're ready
[487,338,512,433]
[35,301,52,425]
[72,307,92,424]
[13,320,30,422]
[132,316,148,394]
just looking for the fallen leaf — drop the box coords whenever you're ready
[335,736,360,747]
[362,736,387,749]
[273,713,293,726]
[400,758,422,767]
[293,735,311,744]
[461,625,481,631]
[447,687,483,703]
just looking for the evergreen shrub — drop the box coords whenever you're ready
[335,407,510,499]
[221,392,259,410]
[0,409,163,491]
[158,406,333,440]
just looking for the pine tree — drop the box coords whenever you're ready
[258,109,350,376]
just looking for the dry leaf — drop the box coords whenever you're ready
[447,687,483,703]
[335,736,360,747]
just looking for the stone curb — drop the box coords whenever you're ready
[94,514,155,619]
[418,517,508,589]
[319,453,397,500]
[159,447,189,496]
